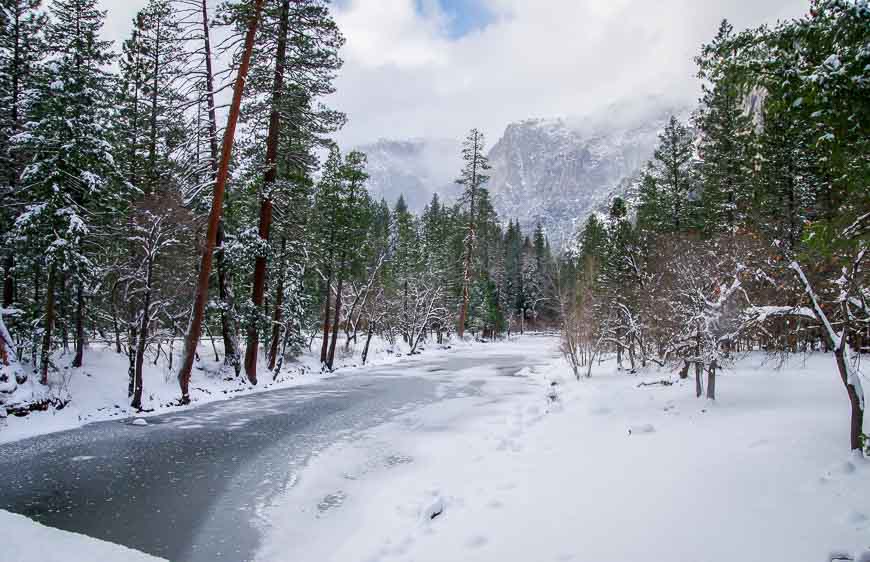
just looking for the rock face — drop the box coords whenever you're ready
[355,138,462,212]
[486,107,683,244]
[355,102,688,241]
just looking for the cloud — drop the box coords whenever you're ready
[330,0,808,148]
[97,0,808,150]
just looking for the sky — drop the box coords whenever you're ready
[98,0,809,148]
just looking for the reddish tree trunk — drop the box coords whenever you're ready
[320,263,333,365]
[244,0,290,384]
[177,0,265,404]
[201,0,239,376]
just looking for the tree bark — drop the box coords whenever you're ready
[39,264,57,385]
[72,281,84,367]
[706,360,716,400]
[361,322,374,365]
[267,238,286,371]
[320,262,333,365]
[177,0,265,404]
[132,256,154,410]
[216,220,240,374]
[326,261,345,370]
[2,255,12,309]
[679,360,689,379]
[244,0,290,384]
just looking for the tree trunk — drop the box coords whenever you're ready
[244,0,290,384]
[2,254,12,309]
[111,281,122,354]
[127,321,137,398]
[242,194,272,384]
[216,220,240,375]
[202,0,239,377]
[132,257,154,410]
[706,360,716,401]
[267,239,286,371]
[72,281,84,367]
[835,348,865,451]
[361,323,374,365]
[320,264,333,365]
[39,264,57,385]
[326,266,345,370]
[679,360,689,379]
[178,0,265,404]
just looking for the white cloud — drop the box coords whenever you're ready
[97,0,808,149]
[330,0,808,147]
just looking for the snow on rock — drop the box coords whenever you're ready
[0,509,166,562]
[487,102,688,243]
[421,494,445,521]
[131,418,148,426]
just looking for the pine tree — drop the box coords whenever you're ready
[13,0,125,378]
[695,20,756,234]
[0,0,46,312]
[455,128,490,338]
[640,115,696,233]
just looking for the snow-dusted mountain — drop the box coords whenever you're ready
[356,101,688,242]
[487,104,686,245]
[355,138,462,212]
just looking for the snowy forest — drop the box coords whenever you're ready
[560,4,869,451]
[0,0,868,561]
[0,1,558,412]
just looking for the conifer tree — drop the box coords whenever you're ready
[0,0,46,311]
[14,0,124,378]
[455,128,490,338]
[695,20,756,234]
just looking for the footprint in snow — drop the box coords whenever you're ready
[317,491,347,514]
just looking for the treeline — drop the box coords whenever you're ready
[560,1,868,450]
[0,0,559,413]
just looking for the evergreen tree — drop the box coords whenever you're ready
[695,20,756,234]
[455,128,490,338]
[639,115,696,233]
[0,0,46,326]
[13,0,125,378]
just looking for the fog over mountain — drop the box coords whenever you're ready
[354,138,462,212]
[360,99,689,243]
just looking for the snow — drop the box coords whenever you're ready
[0,509,166,562]
[253,338,870,562]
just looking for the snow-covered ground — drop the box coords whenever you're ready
[0,335,460,444]
[0,509,166,562]
[253,339,870,562]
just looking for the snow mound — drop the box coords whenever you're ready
[422,495,445,521]
[628,423,655,435]
[131,418,148,426]
[0,510,166,561]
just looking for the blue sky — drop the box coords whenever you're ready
[415,0,495,38]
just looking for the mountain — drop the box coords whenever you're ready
[486,104,686,245]
[355,138,462,212]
